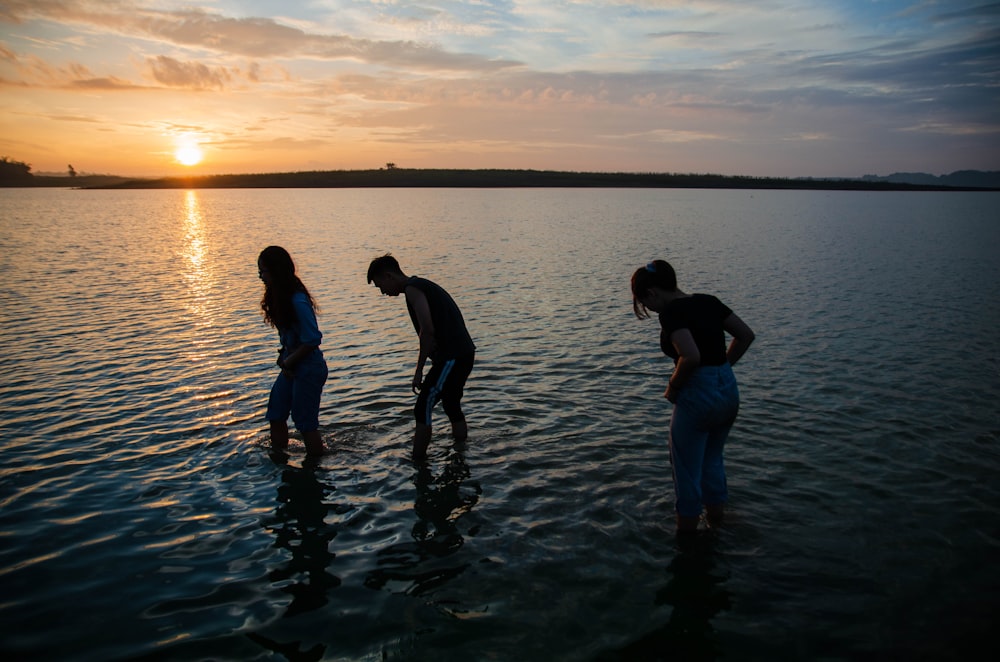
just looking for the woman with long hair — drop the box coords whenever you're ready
[632,259,755,533]
[258,246,328,456]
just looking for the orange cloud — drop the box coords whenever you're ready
[145,56,231,90]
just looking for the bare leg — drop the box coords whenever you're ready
[705,504,725,527]
[451,417,468,442]
[413,423,432,463]
[303,429,324,456]
[676,514,701,534]
[269,419,289,452]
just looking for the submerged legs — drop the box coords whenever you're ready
[302,429,324,456]
[413,423,432,463]
[269,419,290,452]
[269,419,323,456]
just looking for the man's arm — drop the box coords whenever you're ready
[405,286,436,392]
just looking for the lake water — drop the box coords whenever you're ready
[1,187,998,661]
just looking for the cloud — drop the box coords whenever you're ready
[220,136,331,152]
[899,121,999,136]
[2,0,998,175]
[70,75,142,90]
[0,42,150,89]
[145,55,231,90]
[1,0,522,72]
[780,25,1000,128]
[647,31,723,42]
[45,113,102,122]
[609,128,726,143]
[930,2,1000,23]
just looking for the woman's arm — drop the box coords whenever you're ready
[405,286,436,392]
[278,294,322,375]
[723,313,755,366]
[279,343,318,372]
[666,328,700,402]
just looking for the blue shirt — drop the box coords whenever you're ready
[278,290,322,355]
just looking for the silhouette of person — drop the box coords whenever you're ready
[631,259,755,533]
[258,246,328,456]
[366,254,476,463]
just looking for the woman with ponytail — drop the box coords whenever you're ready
[631,259,755,533]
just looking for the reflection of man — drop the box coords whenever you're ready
[365,447,481,595]
[268,465,340,616]
[367,254,476,463]
[412,449,479,543]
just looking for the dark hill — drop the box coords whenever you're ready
[81,168,998,191]
[861,170,1000,188]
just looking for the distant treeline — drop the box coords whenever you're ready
[0,156,32,183]
[3,162,998,191]
[862,170,1000,189]
[8,174,134,188]
[82,168,997,191]
[0,156,131,188]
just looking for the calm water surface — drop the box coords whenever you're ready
[1,187,998,661]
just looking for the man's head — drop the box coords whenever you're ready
[367,254,407,296]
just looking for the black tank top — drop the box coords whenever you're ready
[405,277,476,360]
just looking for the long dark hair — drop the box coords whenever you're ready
[258,246,317,329]
[631,259,677,320]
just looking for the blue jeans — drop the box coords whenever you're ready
[266,349,328,433]
[669,363,740,518]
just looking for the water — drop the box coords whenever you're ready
[1,187,998,661]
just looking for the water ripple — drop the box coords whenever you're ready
[1,188,998,661]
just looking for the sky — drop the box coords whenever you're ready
[1,0,998,178]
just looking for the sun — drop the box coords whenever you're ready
[175,142,204,167]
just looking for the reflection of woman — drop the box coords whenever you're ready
[631,260,755,533]
[268,463,340,617]
[606,535,731,658]
[258,246,328,455]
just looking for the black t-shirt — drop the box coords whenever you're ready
[658,294,733,365]
[405,276,476,360]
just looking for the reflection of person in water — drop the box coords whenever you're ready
[656,536,731,653]
[411,448,479,549]
[601,535,731,660]
[365,446,481,595]
[266,461,341,617]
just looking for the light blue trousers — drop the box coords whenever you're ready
[266,349,328,434]
[669,363,740,518]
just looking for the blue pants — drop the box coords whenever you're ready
[669,363,740,518]
[266,350,328,433]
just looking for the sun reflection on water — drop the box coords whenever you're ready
[181,190,212,325]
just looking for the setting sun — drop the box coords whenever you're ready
[175,142,204,167]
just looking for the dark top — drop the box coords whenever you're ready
[405,276,476,361]
[659,294,733,365]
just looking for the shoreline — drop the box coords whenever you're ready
[4,168,998,191]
